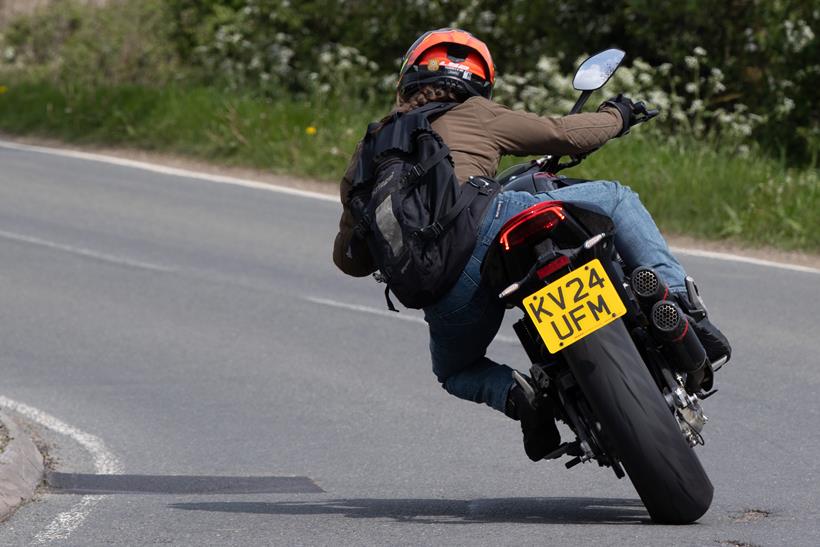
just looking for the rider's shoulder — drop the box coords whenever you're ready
[454,95,507,118]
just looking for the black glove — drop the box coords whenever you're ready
[599,94,639,137]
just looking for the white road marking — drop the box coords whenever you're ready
[0,229,174,273]
[306,296,426,323]
[0,139,338,203]
[671,246,820,275]
[0,396,123,544]
[1,139,816,274]
[306,296,519,345]
[33,495,104,544]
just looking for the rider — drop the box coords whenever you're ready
[333,28,731,462]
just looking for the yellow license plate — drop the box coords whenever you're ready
[523,259,626,353]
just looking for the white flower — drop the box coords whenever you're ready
[648,90,670,110]
[684,56,698,69]
[717,111,734,125]
[632,58,652,72]
[685,82,698,93]
[693,46,707,57]
[733,123,753,137]
[615,67,635,88]
[785,19,816,51]
[776,97,796,115]
[536,56,558,73]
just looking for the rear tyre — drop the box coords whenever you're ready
[564,320,713,524]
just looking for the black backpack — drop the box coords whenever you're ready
[348,102,499,310]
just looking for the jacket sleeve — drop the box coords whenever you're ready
[332,142,377,277]
[473,98,624,157]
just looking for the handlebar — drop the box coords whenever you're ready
[631,101,659,125]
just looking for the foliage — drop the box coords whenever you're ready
[493,49,765,149]
[1,0,181,87]
[161,0,818,161]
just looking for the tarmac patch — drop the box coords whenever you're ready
[730,509,769,523]
[47,472,324,494]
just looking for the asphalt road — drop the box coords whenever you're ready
[0,143,818,546]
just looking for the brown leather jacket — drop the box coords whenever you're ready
[333,96,623,277]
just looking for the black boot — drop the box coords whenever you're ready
[674,277,732,364]
[690,315,732,364]
[505,383,561,462]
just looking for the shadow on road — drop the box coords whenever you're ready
[46,472,324,494]
[168,497,650,525]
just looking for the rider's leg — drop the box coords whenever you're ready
[424,192,562,460]
[424,193,524,413]
[532,181,687,291]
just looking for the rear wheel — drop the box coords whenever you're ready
[564,320,713,524]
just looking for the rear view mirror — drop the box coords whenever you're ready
[573,49,626,91]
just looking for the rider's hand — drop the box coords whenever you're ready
[599,94,641,137]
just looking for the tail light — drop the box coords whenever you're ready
[499,201,565,251]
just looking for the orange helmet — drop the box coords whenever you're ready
[398,28,495,99]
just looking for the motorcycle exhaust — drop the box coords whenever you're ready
[650,300,708,389]
[631,266,669,304]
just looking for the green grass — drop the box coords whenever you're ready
[564,137,818,251]
[0,78,817,251]
[0,79,380,178]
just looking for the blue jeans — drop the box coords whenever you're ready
[423,180,686,413]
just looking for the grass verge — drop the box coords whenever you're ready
[0,78,817,252]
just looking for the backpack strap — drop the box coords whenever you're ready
[416,176,496,240]
[411,101,459,118]
[404,140,451,182]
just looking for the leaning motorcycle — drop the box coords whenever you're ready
[483,49,728,524]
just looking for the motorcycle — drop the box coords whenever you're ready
[482,49,728,524]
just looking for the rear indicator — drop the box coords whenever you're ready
[536,255,570,280]
[499,201,565,251]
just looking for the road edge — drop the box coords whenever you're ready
[0,411,45,522]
